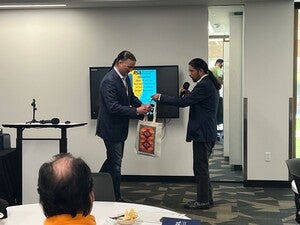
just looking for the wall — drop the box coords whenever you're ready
[244,1,294,180]
[228,12,243,165]
[0,6,208,175]
[0,0,295,181]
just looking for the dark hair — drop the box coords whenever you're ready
[37,153,93,218]
[188,58,221,90]
[110,50,136,70]
[215,58,224,64]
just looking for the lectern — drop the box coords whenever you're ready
[2,122,87,204]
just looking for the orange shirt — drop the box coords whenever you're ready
[44,214,96,225]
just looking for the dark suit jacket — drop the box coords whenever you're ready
[160,76,219,142]
[96,68,142,142]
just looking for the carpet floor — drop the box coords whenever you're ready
[121,181,297,225]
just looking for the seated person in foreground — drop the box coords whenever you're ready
[37,153,96,225]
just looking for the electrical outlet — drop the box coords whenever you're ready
[265,152,271,162]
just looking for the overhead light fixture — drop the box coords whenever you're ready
[0,4,66,9]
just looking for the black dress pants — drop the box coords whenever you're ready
[100,140,124,200]
[193,141,214,203]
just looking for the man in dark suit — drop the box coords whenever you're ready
[96,50,150,202]
[152,58,220,209]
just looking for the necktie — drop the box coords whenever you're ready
[122,77,128,95]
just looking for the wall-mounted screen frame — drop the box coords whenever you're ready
[89,65,179,119]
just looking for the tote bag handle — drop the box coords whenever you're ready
[144,101,157,123]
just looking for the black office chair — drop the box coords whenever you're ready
[0,198,8,219]
[91,172,116,201]
[0,132,11,150]
[286,158,300,224]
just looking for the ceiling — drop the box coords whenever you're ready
[0,0,288,8]
[0,0,286,36]
[209,5,243,36]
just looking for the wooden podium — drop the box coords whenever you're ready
[2,122,87,204]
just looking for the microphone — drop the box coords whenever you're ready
[39,118,60,125]
[180,82,190,97]
[0,198,8,219]
[31,99,36,108]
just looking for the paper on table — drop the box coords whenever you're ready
[137,211,186,223]
[98,217,117,225]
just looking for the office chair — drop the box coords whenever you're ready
[0,198,8,219]
[91,172,116,201]
[286,158,300,224]
[0,133,11,150]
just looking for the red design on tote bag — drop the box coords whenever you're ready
[139,125,156,154]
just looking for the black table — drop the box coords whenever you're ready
[1,123,87,204]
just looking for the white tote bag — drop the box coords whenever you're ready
[135,105,163,157]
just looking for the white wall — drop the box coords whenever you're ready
[0,0,295,181]
[244,1,294,180]
[0,6,208,175]
[228,12,243,165]
[223,41,230,158]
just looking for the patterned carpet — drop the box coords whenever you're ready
[121,144,297,225]
[210,144,243,182]
[121,181,297,225]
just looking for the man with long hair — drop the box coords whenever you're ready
[152,58,220,209]
[96,50,151,201]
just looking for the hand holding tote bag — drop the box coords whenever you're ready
[135,104,163,157]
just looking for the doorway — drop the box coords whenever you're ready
[208,6,244,182]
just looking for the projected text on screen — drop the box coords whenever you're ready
[129,69,157,104]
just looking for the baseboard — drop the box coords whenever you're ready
[244,180,291,188]
[121,175,195,183]
[122,175,291,188]
[121,175,242,183]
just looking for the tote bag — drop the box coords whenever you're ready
[135,105,163,157]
